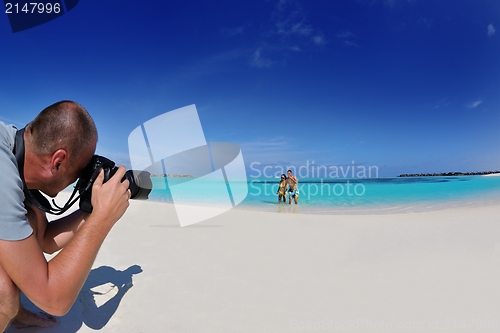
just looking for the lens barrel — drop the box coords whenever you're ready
[124,170,152,200]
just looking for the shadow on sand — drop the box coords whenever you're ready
[6,265,142,333]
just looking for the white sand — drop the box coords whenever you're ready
[7,195,500,333]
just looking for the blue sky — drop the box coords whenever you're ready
[1,0,499,177]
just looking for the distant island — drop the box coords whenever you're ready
[398,171,500,177]
[150,174,194,178]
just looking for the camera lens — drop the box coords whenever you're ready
[124,170,152,200]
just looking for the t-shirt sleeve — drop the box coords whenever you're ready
[0,124,33,241]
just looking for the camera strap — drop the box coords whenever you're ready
[13,128,81,215]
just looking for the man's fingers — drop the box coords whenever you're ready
[110,166,127,183]
[121,178,130,189]
[112,166,131,190]
[93,169,104,187]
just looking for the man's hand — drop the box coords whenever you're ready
[90,166,130,226]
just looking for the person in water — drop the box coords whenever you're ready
[287,169,299,204]
[276,174,287,203]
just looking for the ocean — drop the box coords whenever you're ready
[147,175,500,214]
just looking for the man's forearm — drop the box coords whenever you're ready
[42,213,114,313]
[42,210,89,253]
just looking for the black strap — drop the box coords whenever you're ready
[13,128,52,212]
[13,128,25,179]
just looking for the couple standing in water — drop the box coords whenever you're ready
[277,170,299,204]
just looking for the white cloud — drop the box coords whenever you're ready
[488,24,495,36]
[250,48,274,68]
[244,0,327,69]
[0,115,24,127]
[239,136,328,168]
[172,49,248,82]
[272,0,324,46]
[337,30,357,47]
[344,40,358,47]
[313,35,326,45]
[431,99,450,110]
[239,137,290,163]
[417,17,434,29]
[468,99,483,109]
[290,22,313,36]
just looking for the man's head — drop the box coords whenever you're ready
[24,101,98,197]
[287,169,293,177]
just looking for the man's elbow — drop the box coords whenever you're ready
[28,282,78,316]
[39,298,74,317]
[45,305,72,317]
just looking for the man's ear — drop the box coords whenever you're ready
[50,149,68,173]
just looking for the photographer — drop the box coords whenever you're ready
[0,101,131,330]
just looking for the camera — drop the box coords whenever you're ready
[76,155,152,213]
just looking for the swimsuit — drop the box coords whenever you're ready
[278,181,287,195]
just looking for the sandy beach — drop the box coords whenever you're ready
[6,194,500,333]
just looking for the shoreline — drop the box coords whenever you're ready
[147,185,500,216]
[235,194,500,215]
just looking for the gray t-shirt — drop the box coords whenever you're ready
[0,122,33,241]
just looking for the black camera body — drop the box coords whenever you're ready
[76,155,152,213]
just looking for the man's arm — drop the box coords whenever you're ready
[0,167,130,316]
[28,206,89,254]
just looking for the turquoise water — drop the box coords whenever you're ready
[148,175,500,214]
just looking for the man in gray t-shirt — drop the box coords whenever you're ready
[0,122,34,241]
[0,101,131,330]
